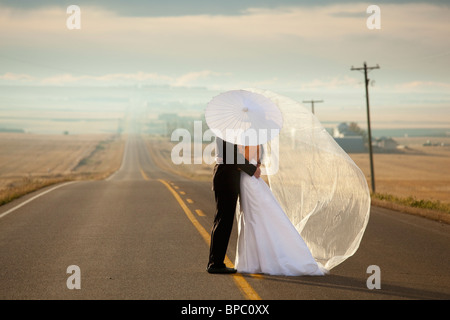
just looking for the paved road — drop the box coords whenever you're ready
[1,135,449,300]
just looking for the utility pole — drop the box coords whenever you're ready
[302,99,323,115]
[351,61,379,193]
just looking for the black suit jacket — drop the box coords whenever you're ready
[212,138,257,192]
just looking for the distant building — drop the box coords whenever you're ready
[376,137,399,150]
[334,137,366,153]
[333,122,366,153]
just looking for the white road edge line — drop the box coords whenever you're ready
[0,181,77,220]
[106,137,129,181]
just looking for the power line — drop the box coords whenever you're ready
[302,99,323,115]
[351,61,379,193]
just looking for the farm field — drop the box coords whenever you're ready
[351,137,450,205]
[0,133,125,204]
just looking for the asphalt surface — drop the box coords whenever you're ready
[1,134,449,300]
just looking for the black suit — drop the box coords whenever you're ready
[208,138,257,269]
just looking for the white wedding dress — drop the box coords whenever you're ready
[235,171,327,276]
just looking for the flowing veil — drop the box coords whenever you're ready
[239,88,371,271]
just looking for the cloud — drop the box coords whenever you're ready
[39,72,172,86]
[0,71,364,94]
[3,3,448,44]
[0,72,35,81]
[298,76,360,91]
[394,81,450,92]
[2,1,449,17]
[0,70,232,88]
[0,3,449,91]
[172,70,231,87]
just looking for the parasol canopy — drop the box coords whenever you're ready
[205,89,283,146]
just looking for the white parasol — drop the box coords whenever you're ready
[205,89,283,146]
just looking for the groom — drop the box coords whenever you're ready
[207,137,261,274]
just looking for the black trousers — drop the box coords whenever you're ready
[208,164,240,268]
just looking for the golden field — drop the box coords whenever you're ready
[0,133,125,205]
[351,137,450,205]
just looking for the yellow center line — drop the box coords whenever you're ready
[195,209,206,217]
[140,168,151,181]
[158,179,261,300]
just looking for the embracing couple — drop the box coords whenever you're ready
[206,137,326,276]
[204,89,370,276]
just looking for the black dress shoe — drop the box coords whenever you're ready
[206,266,237,274]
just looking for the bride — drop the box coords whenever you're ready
[235,144,327,276]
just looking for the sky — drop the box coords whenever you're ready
[0,0,449,134]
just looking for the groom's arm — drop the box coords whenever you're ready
[237,162,257,176]
[235,149,260,178]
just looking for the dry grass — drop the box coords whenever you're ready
[144,135,450,223]
[0,133,125,206]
